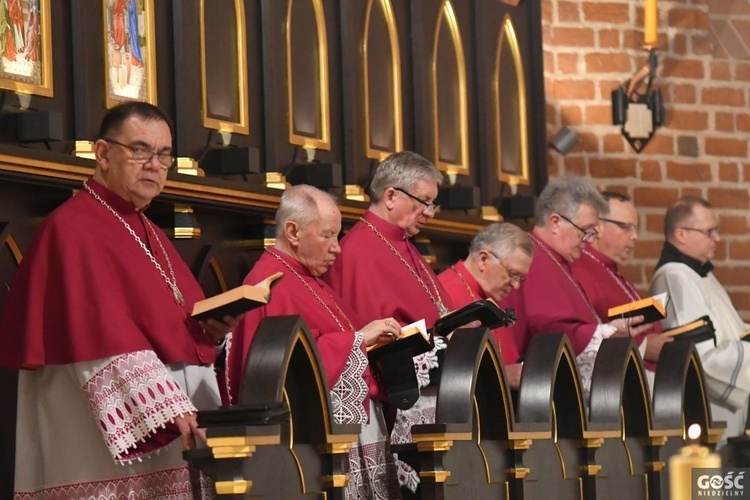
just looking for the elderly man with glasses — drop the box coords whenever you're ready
[500,176,650,396]
[438,222,533,388]
[650,196,750,443]
[571,191,669,383]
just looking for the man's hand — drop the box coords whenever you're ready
[174,412,207,450]
[200,314,244,344]
[609,315,651,338]
[360,317,401,347]
[644,333,673,362]
[504,362,524,390]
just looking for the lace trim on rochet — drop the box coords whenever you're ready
[83,350,197,464]
[14,466,213,500]
[331,331,369,425]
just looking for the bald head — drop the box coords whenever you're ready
[275,185,342,276]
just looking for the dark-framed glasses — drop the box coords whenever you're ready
[557,213,599,242]
[601,217,639,234]
[679,226,720,238]
[104,138,176,170]
[488,251,526,284]
[392,187,441,215]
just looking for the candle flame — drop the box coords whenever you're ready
[687,423,701,440]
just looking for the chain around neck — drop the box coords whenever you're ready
[83,181,185,306]
[582,248,640,302]
[360,217,449,316]
[265,248,354,331]
[451,264,478,301]
[530,233,600,324]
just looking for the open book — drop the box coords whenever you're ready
[366,299,516,362]
[607,292,668,324]
[662,315,715,344]
[191,271,284,322]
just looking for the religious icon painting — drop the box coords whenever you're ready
[0,0,53,97]
[103,0,157,108]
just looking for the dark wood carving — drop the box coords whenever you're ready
[411,327,515,498]
[651,340,725,498]
[186,315,359,497]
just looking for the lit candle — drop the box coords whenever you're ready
[669,424,721,499]
[644,0,658,47]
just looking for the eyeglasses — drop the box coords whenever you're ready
[488,251,526,284]
[601,217,639,234]
[557,213,599,242]
[393,187,441,215]
[104,138,176,170]
[679,226,720,238]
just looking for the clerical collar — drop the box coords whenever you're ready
[655,241,714,277]
[362,209,408,240]
[85,178,144,215]
[453,260,486,300]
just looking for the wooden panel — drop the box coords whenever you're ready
[171,0,264,164]
[340,0,413,188]
[411,0,477,184]
[260,0,343,173]
[473,0,548,202]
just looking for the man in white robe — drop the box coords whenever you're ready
[650,195,750,443]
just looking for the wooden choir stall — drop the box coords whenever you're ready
[186,317,738,499]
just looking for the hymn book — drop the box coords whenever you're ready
[607,292,668,324]
[191,271,284,322]
[367,319,430,361]
[366,299,516,362]
[662,315,715,345]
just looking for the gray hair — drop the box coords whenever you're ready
[535,175,608,227]
[275,185,338,238]
[369,151,444,202]
[469,223,534,259]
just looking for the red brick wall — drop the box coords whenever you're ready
[542,0,750,318]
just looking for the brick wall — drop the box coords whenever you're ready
[542,0,750,319]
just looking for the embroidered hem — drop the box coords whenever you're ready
[331,331,369,425]
[83,350,197,462]
[14,466,214,500]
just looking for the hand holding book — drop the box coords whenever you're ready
[360,317,402,347]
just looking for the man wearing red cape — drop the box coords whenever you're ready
[499,176,650,397]
[437,222,533,388]
[324,151,454,492]
[0,102,238,498]
[571,191,667,380]
[226,185,402,499]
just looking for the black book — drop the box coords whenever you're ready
[663,315,715,345]
[367,299,516,362]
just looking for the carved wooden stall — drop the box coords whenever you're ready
[186,315,358,498]
[182,324,728,498]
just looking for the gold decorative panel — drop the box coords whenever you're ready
[431,0,469,175]
[200,0,249,134]
[286,0,331,150]
[494,16,529,186]
[363,0,403,160]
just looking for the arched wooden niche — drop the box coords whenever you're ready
[431,0,469,175]
[188,316,358,497]
[514,334,587,499]
[363,0,403,160]
[200,0,249,134]
[286,0,331,150]
[494,15,529,186]
[409,328,516,496]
